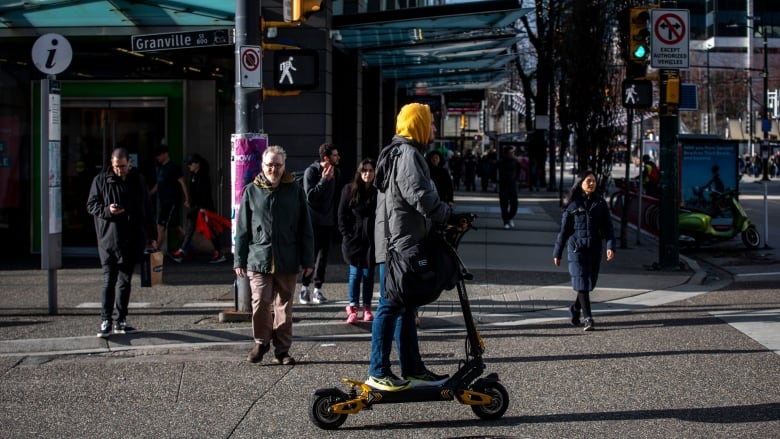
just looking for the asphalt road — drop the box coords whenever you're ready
[1,180,778,438]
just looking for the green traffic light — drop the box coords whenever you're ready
[633,45,647,59]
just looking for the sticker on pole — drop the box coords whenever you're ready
[239,46,262,89]
[651,9,689,69]
[32,33,73,75]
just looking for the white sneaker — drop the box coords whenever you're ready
[299,286,311,305]
[509,220,515,228]
[311,288,328,304]
[503,224,511,230]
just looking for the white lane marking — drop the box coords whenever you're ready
[710,309,780,355]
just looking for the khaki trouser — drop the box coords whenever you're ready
[247,271,296,355]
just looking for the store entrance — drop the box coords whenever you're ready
[61,99,166,256]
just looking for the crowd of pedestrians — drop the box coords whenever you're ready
[84,106,623,393]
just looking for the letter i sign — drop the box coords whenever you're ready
[32,33,73,75]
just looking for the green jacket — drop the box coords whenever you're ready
[233,172,314,274]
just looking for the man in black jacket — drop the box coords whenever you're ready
[86,148,157,337]
[299,143,341,305]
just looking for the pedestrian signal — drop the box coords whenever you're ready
[273,49,319,91]
[621,79,653,109]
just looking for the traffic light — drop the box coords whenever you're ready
[629,7,650,63]
[291,0,322,22]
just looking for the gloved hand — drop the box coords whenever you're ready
[448,212,476,229]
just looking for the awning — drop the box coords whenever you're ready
[333,0,533,94]
[0,1,233,35]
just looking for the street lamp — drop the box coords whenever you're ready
[730,16,771,181]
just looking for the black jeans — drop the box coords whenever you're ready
[498,182,518,224]
[100,259,136,321]
[301,225,332,289]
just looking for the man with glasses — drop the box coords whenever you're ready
[87,148,157,337]
[234,145,314,365]
[299,143,341,305]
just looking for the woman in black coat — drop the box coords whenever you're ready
[337,158,378,324]
[425,150,454,205]
[552,170,615,331]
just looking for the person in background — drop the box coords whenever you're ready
[299,143,341,305]
[338,158,378,324]
[553,170,615,332]
[449,151,463,191]
[640,154,660,196]
[234,145,314,365]
[426,150,454,206]
[497,145,519,229]
[149,145,189,252]
[86,148,157,337]
[368,102,452,391]
[171,154,225,264]
[462,149,477,192]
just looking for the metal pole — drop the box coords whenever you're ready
[706,46,711,134]
[233,0,261,313]
[763,181,770,248]
[761,22,771,181]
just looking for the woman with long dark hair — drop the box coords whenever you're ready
[337,158,378,323]
[552,170,616,331]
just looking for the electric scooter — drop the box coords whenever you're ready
[308,214,509,430]
[678,188,761,249]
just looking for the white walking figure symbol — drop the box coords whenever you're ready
[625,84,638,104]
[279,56,297,84]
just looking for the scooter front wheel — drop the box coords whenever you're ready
[470,382,509,420]
[309,392,348,430]
[742,226,761,249]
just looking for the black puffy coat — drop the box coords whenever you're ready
[337,183,377,268]
[552,193,615,292]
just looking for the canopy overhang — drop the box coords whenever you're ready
[333,1,533,94]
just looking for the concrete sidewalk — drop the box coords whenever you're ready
[0,190,723,357]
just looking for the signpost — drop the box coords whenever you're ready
[131,28,232,53]
[32,33,72,314]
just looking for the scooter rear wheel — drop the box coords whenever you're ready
[741,226,761,249]
[470,382,509,420]
[309,392,348,430]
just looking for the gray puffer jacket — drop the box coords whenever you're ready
[374,136,452,262]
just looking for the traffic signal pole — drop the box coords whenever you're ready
[657,0,681,270]
[232,0,262,313]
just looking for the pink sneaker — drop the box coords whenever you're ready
[363,307,374,322]
[346,306,358,324]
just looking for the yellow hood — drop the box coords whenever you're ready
[395,103,431,145]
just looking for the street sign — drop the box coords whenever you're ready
[651,9,690,69]
[239,46,262,89]
[131,28,232,53]
[273,50,319,91]
[622,79,653,108]
[31,33,72,75]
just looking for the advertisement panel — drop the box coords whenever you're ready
[678,138,738,210]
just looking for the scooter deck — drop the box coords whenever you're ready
[337,378,493,407]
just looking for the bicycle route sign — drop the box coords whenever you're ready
[651,9,689,69]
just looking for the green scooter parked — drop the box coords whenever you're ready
[678,188,761,249]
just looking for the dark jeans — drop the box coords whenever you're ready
[498,182,518,224]
[100,259,136,321]
[301,225,332,288]
[368,263,425,378]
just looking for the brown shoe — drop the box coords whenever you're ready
[271,353,295,365]
[247,343,270,363]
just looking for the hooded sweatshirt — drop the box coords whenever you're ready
[374,103,451,261]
